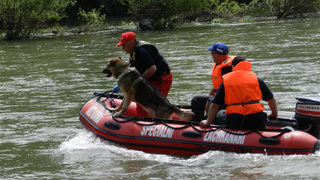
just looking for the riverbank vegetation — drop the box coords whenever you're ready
[0,0,76,40]
[1,0,320,40]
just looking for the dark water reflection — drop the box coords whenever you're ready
[1,15,320,179]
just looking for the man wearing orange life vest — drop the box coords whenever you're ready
[191,42,236,121]
[200,58,278,129]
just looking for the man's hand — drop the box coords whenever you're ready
[200,120,211,127]
[112,84,120,93]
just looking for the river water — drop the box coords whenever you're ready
[1,15,320,179]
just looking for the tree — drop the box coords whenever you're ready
[0,0,75,40]
[119,0,209,30]
[248,0,320,19]
[210,0,247,18]
[78,6,106,28]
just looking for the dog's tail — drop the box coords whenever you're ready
[172,106,195,121]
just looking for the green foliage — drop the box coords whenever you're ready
[0,0,75,40]
[210,0,247,19]
[247,0,320,18]
[168,0,210,14]
[78,6,106,27]
[119,0,209,30]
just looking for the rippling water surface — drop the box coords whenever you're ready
[1,15,320,179]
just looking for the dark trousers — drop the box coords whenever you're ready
[191,95,212,121]
[226,112,267,130]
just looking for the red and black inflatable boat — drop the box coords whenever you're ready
[79,93,320,156]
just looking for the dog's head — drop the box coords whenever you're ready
[102,57,130,79]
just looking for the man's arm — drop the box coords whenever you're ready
[258,78,278,119]
[200,103,220,127]
[267,97,278,119]
[201,83,225,127]
[142,65,157,79]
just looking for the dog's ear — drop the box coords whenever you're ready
[118,57,122,60]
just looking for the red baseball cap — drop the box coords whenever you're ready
[116,32,136,47]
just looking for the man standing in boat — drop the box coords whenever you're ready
[191,42,236,122]
[115,31,172,117]
[200,58,278,129]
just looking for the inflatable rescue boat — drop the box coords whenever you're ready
[79,93,320,156]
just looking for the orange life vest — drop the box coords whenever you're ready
[211,56,236,95]
[223,61,264,115]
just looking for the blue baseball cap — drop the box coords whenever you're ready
[208,42,229,55]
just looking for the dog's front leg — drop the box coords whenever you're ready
[114,94,133,117]
[109,99,124,112]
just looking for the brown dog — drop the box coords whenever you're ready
[102,57,194,120]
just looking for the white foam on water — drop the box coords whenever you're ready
[57,130,228,165]
[56,130,320,179]
[58,130,104,151]
[59,129,320,160]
